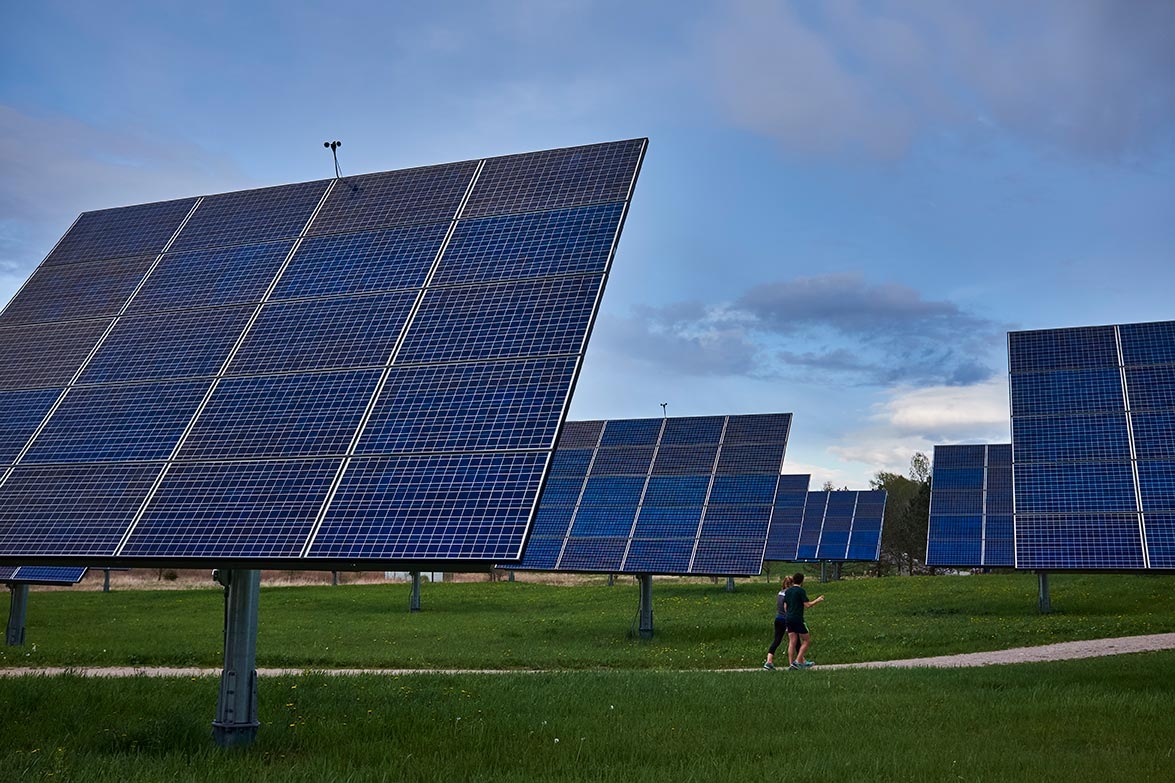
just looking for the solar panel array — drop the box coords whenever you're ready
[763,474,811,560]
[926,444,1013,567]
[0,566,87,585]
[0,139,646,568]
[1009,321,1175,570]
[793,490,887,561]
[512,413,792,576]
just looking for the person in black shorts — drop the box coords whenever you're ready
[783,572,824,669]
[763,575,794,670]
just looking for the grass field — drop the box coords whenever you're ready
[1,572,1173,781]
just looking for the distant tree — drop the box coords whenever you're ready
[871,452,932,575]
[821,480,835,491]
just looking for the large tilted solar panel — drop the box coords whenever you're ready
[926,444,1013,567]
[793,490,887,562]
[1,566,88,585]
[0,139,646,568]
[511,413,792,576]
[1009,320,1175,570]
[763,474,811,560]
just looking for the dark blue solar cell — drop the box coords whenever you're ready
[559,537,626,572]
[122,459,342,558]
[816,531,850,560]
[652,445,718,475]
[847,532,881,561]
[1008,326,1118,373]
[716,443,786,474]
[397,274,602,363]
[1146,514,1175,568]
[1014,462,1137,513]
[630,507,702,538]
[515,536,562,569]
[0,463,164,557]
[926,539,981,567]
[434,203,624,286]
[928,514,983,541]
[569,507,636,537]
[0,566,17,580]
[600,418,662,446]
[590,447,654,475]
[987,444,1012,464]
[723,413,791,444]
[1132,411,1175,460]
[178,370,381,460]
[0,255,155,326]
[548,448,593,477]
[934,445,987,469]
[356,357,575,455]
[765,508,802,561]
[1015,513,1144,569]
[1012,414,1131,463]
[539,477,586,507]
[308,161,478,235]
[22,380,210,463]
[558,420,604,448]
[1126,366,1175,411]
[1009,369,1125,417]
[984,538,1015,567]
[987,488,1013,515]
[929,490,983,515]
[529,505,575,537]
[308,453,545,560]
[230,291,417,375]
[776,474,811,493]
[44,198,198,266]
[642,475,710,506]
[709,475,777,505]
[1119,321,1175,366]
[579,476,646,507]
[9,566,87,584]
[128,240,295,313]
[1137,462,1175,512]
[0,388,61,464]
[0,318,112,391]
[462,139,645,219]
[80,305,255,383]
[272,222,448,300]
[699,506,772,540]
[623,538,693,574]
[931,468,985,491]
[661,416,725,445]
[690,538,765,575]
[170,180,330,252]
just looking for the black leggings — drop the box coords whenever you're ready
[768,617,787,654]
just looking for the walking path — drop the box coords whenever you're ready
[2,632,1173,678]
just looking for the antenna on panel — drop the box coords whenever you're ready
[323,140,343,179]
[660,402,668,418]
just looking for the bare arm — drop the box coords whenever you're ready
[803,595,825,608]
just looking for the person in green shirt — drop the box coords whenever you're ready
[783,572,824,669]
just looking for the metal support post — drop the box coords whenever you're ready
[725,576,735,593]
[637,574,654,639]
[6,584,29,646]
[834,563,842,581]
[103,569,111,593]
[212,569,261,748]
[820,561,828,583]
[331,570,339,586]
[507,570,515,582]
[1037,571,1051,614]
[607,573,614,587]
[409,571,422,612]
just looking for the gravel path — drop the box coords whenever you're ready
[2,632,1173,678]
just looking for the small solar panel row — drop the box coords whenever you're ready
[0,566,87,585]
[926,444,1014,568]
[513,413,792,576]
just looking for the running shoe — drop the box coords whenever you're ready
[762,662,775,670]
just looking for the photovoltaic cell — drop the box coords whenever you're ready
[0,139,645,568]
[1010,320,1175,570]
[764,474,810,561]
[793,489,887,562]
[0,566,16,581]
[510,412,790,576]
[8,566,87,585]
[43,198,197,266]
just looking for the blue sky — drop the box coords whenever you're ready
[2,0,1173,488]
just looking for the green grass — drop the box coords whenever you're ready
[2,653,1173,782]
[2,572,1172,669]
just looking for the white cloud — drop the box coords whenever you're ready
[874,377,1010,437]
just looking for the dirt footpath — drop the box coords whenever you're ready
[2,633,1174,677]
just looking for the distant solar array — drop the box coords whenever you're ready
[0,139,646,568]
[793,490,887,562]
[926,444,1013,568]
[511,413,792,576]
[763,474,811,561]
[1009,321,1175,570]
[0,566,87,585]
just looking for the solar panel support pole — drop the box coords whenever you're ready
[820,561,828,583]
[103,569,111,593]
[409,571,422,612]
[725,577,735,593]
[212,569,261,748]
[637,574,654,639]
[1037,571,1051,614]
[5,584,29,646]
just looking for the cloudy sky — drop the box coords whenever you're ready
[2,0,1173,488]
